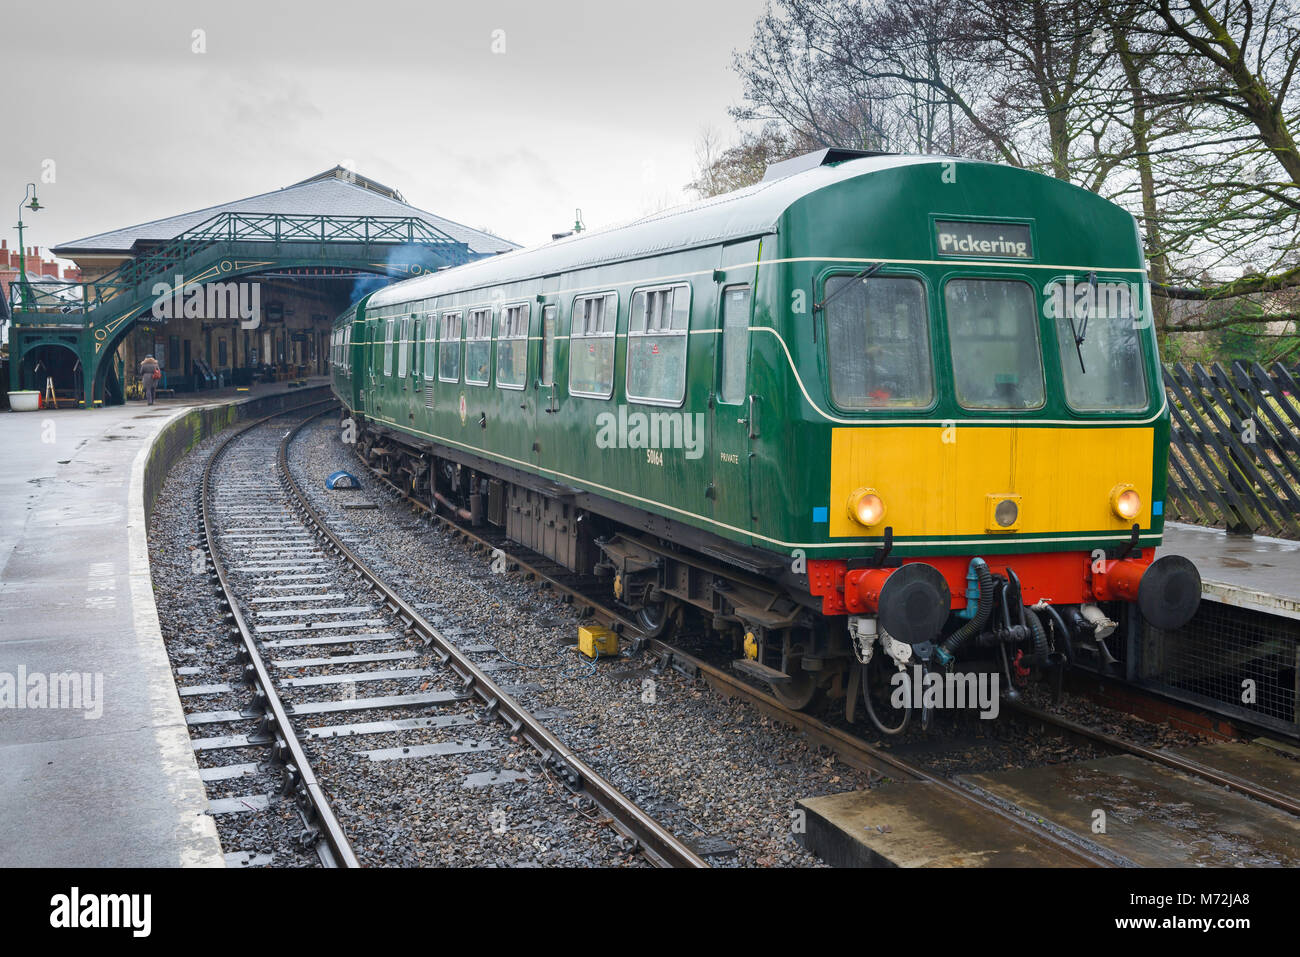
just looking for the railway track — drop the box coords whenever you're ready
[197,400,358,867]
[185,403,706,868]
[349,431,1300,868]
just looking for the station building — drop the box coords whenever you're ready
[9,168,515,404]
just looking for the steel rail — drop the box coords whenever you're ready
[201,399,361,869]
[1004,699,1300,817]
[348,440,1119,867]
[285,410,707,868]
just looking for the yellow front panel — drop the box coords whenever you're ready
[828,426,1154,538]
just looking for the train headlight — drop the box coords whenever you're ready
[984,493,1021,531]
[994,499,1019,527]
[847,488,886,527]
[1110,484,1141,520]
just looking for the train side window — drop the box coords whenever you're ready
[719,285,750,405]
[422,313,437,379]
[627,282,690,406]
[540,305,557,387]
[825,275,933,409]
[466,307,492,385]
[496,303,529,390]
[438,311,461,383]
[397,316,410,378]
[383,318,396,377]
[569,292,617,398]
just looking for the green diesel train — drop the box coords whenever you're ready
[331,150,1200,729]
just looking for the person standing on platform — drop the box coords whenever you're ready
[139,354,161,405]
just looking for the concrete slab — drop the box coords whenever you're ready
[961,754,1300,867]
[796,783,1074,868]
[1162,522,1300,620]
[1163,740,1300,801]
[0,379,328,866]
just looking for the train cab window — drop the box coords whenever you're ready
[719,285,751,404]
[944,279,1045,410]
[466,308,492,385]
[1047,280,1149,411]
[422,313,437,379]
[627,283,690,405]
[496,303,529,390]
[397,316,410,378]
[825,275,933,409]
[383,318,396,377]
[540,305,558,387]
[438,311,461,383]
[569,292,617,398]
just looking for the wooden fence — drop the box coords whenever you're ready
[1162,361,1300,538]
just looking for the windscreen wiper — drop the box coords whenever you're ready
[813,261,884,314]
[1068,271,1097,374]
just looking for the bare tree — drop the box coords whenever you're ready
[708,0,1300,353]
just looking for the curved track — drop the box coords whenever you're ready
[199,400,358,867]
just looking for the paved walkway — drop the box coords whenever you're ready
[0,379,327,866]
[1162,522,1300,620]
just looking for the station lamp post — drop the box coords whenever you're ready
[15,183,43,311]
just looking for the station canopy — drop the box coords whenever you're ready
[52,167,517,259]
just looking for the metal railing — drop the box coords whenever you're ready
[8,211,467,316]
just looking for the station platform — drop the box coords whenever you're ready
[0,378,328,867]
[1161,522,1300,620]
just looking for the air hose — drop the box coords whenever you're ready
[935,558,993,666]
[863,661,911,736]
[1037,601,1074,663]
[1024,606,1049,661]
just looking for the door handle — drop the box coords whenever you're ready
[746,394,760,439]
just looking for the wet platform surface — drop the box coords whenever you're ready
[0,379,327,866]
[800,739,1299,868]
[961,747,1300,867]
[1162,522,1300,620]
[1162,739,1300,805]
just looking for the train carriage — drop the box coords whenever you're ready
[330,149,1200,727]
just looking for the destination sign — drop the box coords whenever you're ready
[935,220,1033,260]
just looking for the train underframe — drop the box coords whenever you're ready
[350,413,1200,731]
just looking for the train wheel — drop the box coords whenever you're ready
[772,664,822,711]
[634,598,674,638]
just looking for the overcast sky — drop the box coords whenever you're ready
[3,0,767,260]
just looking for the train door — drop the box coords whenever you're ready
[531,275,562,469]
[708,261,755,543]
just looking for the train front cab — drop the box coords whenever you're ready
[784,161,1202,704]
